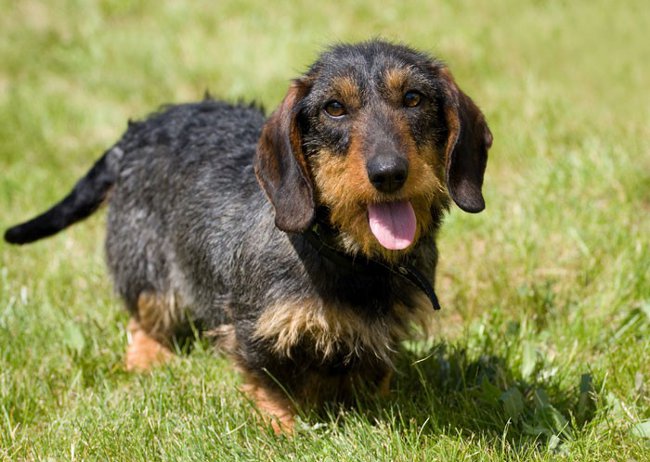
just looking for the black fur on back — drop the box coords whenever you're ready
[3,99,261,245]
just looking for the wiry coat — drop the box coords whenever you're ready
[4,40,492,432]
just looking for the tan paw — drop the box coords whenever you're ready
[125,319,173,372]
[241,376,296,435]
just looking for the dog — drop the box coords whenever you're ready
[4,40,492,432]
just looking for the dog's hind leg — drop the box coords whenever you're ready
[126,319,173,371]
[125,292,179,371]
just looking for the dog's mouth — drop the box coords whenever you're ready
[367,200,416,250]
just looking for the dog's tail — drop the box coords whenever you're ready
[4,146,124,245]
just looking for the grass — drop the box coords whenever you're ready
[1,0,649,460]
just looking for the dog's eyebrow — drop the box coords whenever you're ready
[329,75,362,105]
[383,67,410,92]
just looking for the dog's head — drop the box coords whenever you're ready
[255,41,492,261]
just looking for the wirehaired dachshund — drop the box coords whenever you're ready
[5,40,492,432]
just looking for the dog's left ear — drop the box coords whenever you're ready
[438,68,493,213]
[255,79,315,233]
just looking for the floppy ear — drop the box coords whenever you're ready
[254,80,315,232]
[438,68,493,213]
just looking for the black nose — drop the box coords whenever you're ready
[366,155,409,193]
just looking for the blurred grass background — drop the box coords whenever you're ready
[1,0,649,460]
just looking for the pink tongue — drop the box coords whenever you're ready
[367,201,417,250]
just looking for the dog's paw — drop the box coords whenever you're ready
[125,319,173,372]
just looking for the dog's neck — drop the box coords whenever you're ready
[303,221,441,311]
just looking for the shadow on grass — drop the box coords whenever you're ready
[348,342,597,450]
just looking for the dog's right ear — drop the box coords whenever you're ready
[255,80,315,233]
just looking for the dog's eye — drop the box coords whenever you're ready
[403,91,423,108]
[323,100,347,118]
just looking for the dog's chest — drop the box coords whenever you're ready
[252,291,432,367]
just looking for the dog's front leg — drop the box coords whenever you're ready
[240,371,296,434]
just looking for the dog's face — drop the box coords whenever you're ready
[255,41,492,261]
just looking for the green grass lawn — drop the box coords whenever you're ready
[1,0,649,460]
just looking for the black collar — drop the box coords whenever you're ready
[303,225,441,311]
